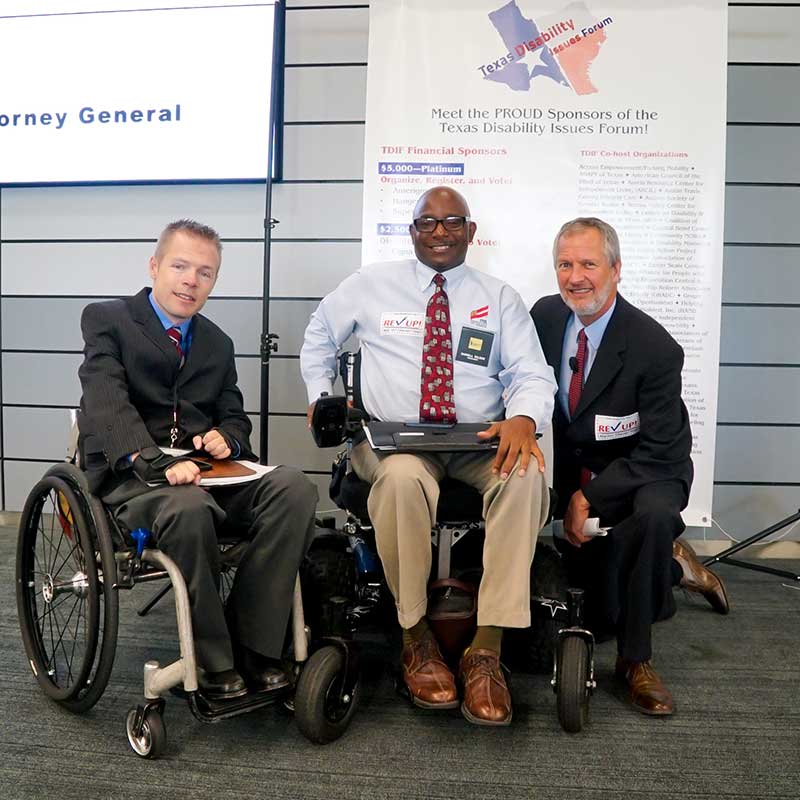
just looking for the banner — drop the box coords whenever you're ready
[361,0,727,526]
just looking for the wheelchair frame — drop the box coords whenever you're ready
[16,461,360,757]
[309,364,597,733]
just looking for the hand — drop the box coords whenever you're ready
[165,460,201,486]
[192,429,231,459]
[564,490,592,547]
[477,415,545,479]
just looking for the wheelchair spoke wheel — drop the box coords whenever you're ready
[294,645,358,744]
[556,635,590,733]
[16,467,119,712]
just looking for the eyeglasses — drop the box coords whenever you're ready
[412,216,470,233]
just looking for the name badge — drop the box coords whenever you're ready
[380,312,424,337]
[595,412,640,441]
[455,326,495,367]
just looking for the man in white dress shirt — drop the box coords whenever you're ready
[301,187,556,726]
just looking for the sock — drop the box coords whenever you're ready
[402,617,430,648]
[468,625,503,654]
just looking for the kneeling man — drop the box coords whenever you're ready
[531,217,729,716]
[79,219,318,699]
[301,186,556,726]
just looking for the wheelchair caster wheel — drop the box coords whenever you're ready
[126,706,167,758]
[294,646,358,744]
[556,636,591,733]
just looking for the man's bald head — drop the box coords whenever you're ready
[409,185,477,272]
[412,186,471,220]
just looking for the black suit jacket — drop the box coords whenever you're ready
[531,293,693,520]
[78,288,255,493]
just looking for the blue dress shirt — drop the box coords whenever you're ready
[558,298,617,418]
[145,290,239,458]
[301,259,556,430]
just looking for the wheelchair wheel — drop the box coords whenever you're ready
[126,707,167,759]
[294,645,358,744]
[556,635,590,733]
[300,544,354,637]
[16,466,119,712]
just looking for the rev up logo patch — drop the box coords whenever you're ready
[594,412,640,441]
[380,311,424,336]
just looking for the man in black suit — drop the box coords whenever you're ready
[531,217,729,716]
[78,219,317,699]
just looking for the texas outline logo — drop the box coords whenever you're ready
[470,305,489,320]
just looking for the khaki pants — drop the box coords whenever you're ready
[350,441,549,629]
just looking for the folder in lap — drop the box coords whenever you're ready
[363,422,498,452]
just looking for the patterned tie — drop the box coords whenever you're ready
[166,326,184,366]
[419,274,457,422]
[567,329,592,487]
[568,328,587,417]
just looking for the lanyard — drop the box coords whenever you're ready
[170,376,180,448]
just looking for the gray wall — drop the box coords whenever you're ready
[0,1,798,544]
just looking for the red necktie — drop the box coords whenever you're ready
[166,326,184,366]
[567,329,592,487]
[568,328,587,417]
[419,274,457,422]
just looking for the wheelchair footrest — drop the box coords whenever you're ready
[188,683,294,723]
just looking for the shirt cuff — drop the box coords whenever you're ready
[306,379,335,404]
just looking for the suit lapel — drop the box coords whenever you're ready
[542,299,572,377]
[572,295,628,420]
[179,315,215,384]
[129,288,183,373]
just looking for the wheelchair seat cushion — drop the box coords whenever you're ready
[339,472,484,524]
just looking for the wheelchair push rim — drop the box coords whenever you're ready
[16,476,101,703]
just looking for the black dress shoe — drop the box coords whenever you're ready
[236,646,290,691]
[198,668,248,700]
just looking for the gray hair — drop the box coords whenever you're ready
[155,219,222,261]
[552,217,620,267]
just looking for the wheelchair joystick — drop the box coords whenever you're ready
[130,528,152,560]
[349,535,380,576]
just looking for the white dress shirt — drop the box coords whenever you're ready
[301,259,556,431]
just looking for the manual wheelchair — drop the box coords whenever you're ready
[301,353,597,733]
[15,442,360,757]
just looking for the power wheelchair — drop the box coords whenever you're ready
[15,427,360,758]
[301,353,597,733]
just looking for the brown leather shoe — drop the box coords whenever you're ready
[673,538,730,614]
[458,648,512,726]
[615,657,674,716]
[401,631,459,709]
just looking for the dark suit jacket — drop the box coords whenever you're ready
[531,293,693,521]
[78,287,255,493]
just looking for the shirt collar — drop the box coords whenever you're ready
[567,297,617,350]
[148,290,193,339]
[415,259,467,292]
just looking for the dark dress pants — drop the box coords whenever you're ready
[559,479,687,662]
[105,466,318,672]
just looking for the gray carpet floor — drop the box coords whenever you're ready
[1,524,799,800]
